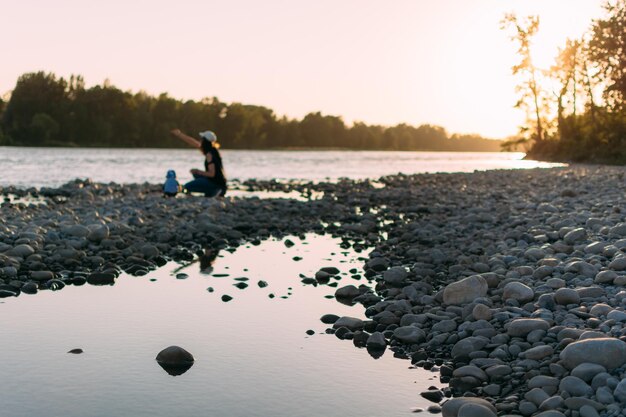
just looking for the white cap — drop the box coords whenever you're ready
[199,130,217,142]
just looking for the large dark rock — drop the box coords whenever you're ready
[156,346,195,376]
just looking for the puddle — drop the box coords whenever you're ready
[227,189,323,201]
[0,234,437,417]
[1,193,51,206]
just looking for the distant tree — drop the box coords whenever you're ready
[2,72,69,144]
[1,71,501,151]
[501,14,547,145]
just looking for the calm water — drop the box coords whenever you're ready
[0,147,562,416]
[0,235,438,417]
[0,146,563,188]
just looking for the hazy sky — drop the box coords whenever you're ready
[1,0,604,138]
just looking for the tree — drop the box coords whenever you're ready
[501,14,547,144]
[588,0,626,107]
[2,72,69,144]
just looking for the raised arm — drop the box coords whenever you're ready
[170,129,201,148]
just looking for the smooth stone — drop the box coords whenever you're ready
[320,314,340,324]
[558,375,593,397]
[594,270,617,284]
[507,318,550,337]
[6,244,35,258]
[382,266,407,285]
[335,285,360,299]
[523,345,554,360]
[457,403,497,417]
[571,363,607,382]
[613,378,626,402]
[564,228,586,245]
[155,345,194,364]
[472,303,492,321]
[579,405,600,417]
[333,316,364,331]
[393,326,425,344]
[554,288,580,305]
[366,332,386,350]
[589,304,612,317]
[503,282,534,303]
[452,365,487,382]
[451,336,489,359]
[30,271,54,281]
[155,345,194,376]
[443,275,488,305]
[87,272,115,285]
[441,398,496,417]
[534,412,565,417]
[560,338,626,370]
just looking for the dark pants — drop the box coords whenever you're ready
[184,175,224,197]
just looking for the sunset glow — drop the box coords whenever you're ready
[1,0,605,138]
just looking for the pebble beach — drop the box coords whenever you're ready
[3,165,626,417]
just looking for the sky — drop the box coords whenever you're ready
[1,0,605,139]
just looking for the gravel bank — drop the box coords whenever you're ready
[2,165,626,417]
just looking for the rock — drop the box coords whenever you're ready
[560,338,626,370]
[534,412,565,417]
[564,228,586,245]
[523,345,554,360]
[451,336,489,359]
[155,345,194,376]
[579,405,600,417]
[594,270,617,284]
[30,271,54,281]
[335,285,360,300]
[443,275,488,305]
[382,266,407,285]
[554,288,580,305]
[366,332,386,350]
[393,326,425,344]
[67,348,83,354]
[503,281,534,303]
[64,224,90,238]
[507,318,550,337]
[441,398,496,417]
[559,375,593,397]
[221,294,233,302]
[5,244,35,258]
[87,225,109,242]
[420,389,444,403]
[571,363,607,382]
[333,316,363,331]
[457,403,497,417]
[321,314,340,324]
[472,303,492,321]
[87,272,115,285]
[609,257,626,271]
[613,379,626,402]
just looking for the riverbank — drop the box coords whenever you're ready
[2,166,626,416]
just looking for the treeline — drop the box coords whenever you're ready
[502,0,626,163]
[0,72,500,151]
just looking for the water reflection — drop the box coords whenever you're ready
[0,234,435,417]
[199,248,220,274]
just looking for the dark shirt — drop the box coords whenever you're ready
[204,147,227,192]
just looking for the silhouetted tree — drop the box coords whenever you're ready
[502,14,547,145]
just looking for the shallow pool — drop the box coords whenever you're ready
[0,235,438,417]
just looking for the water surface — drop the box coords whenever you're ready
[0,147,563,188]
[0,235,437,417]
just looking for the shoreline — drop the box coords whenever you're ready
[2,166,626,416]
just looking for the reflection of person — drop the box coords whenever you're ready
[170,129,227,197]
[199,248,219,274]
